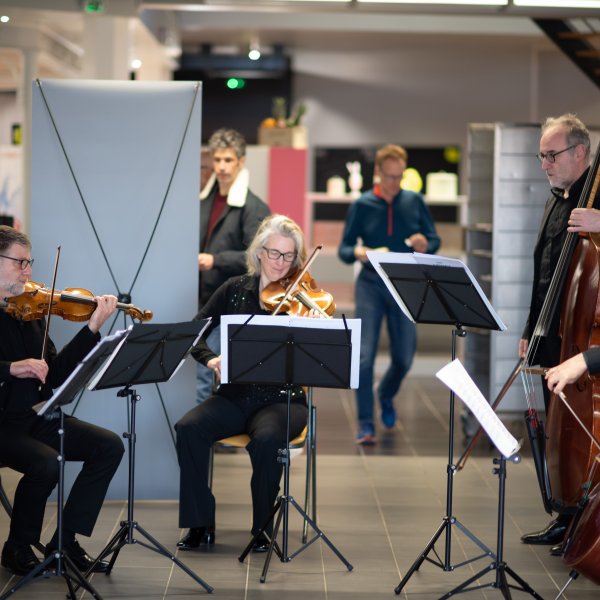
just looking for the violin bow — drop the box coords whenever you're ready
[40,246,61,361]
[272,244,323,316]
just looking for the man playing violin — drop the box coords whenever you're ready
[0,225,124,576]
[176,214,315,552]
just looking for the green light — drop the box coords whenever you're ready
[226,78,246,90]
[84,1,104,13]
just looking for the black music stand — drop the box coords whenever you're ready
[222,314,358,583]
[81,320,213,594]
[366,251,507,594]
[435,359,542,599]
[0,330,128,600]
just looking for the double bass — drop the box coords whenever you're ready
[544,151,600,513]
[459,141,600,583]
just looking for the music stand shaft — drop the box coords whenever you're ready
[438,456,543,600]
[395,328,495,595]
[238,385,353,582]
[77,386,213,593]
[227,318,355,582]
[72,321,214,594]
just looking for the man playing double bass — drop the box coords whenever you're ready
[519,113,596,553]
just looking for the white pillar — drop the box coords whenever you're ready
[20,48,38,235]
[82,15,131,80]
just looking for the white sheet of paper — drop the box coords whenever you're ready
[436,359,520,459]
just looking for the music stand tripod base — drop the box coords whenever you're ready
[437,455,543,600]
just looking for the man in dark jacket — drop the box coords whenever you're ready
[0,225,124,576]
[519,114,593,552]
[196,129,270,403]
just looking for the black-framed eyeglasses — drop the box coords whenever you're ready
[536,144,576,164]
[261,247,297,263]
[0,254,34,270]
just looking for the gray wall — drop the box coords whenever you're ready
[293,37,600,189]
[31,79,201,500]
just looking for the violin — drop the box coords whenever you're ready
[261,270,335,318]
[1,280,153,322]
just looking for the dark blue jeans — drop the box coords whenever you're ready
[355,268,416,425]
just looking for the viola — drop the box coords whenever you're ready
[261,270,335,318]
[1,280,153,322]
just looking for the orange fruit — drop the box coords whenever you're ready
[261,117,277,128]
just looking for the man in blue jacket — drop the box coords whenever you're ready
[338,144,440,444]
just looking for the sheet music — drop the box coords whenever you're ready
[436,359,520,459]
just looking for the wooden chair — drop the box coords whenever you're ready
[208,389,318,538]
[0,464,46,553]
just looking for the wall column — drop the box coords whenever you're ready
[20,48,39,234]
[82,15,131,80]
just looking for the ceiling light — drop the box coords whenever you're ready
[514,0,600,7]
[0,15,9,23]
[131,59,142,70]
[357,0,508,5]
[248,39,261,61]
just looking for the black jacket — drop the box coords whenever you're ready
[199,170,270,306]
[523,168,591,365]
[0,313,99,422]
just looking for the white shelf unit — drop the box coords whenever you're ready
[464,123,549,413]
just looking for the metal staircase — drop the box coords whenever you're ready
[534,18,600,90]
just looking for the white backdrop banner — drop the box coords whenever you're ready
[31,79,202,499]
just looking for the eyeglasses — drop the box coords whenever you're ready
[536,144,576,164]
[262,247,297,262]
[379,171,404,181]
[0,254,34,270]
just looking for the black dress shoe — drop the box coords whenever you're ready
[1,542,41,576]
[251,535,271,553]
[46,540,110,574]
[521,517,569,545]
[177,526,215,550]
[550,544,563,556]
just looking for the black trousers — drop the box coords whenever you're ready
[0,413,124,546]
[176,395,308,535]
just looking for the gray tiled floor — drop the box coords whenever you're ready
[0,355,598,599]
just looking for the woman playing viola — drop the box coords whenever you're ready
[176,214,318,552]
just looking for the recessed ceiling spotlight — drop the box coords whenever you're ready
[248,39,261,61]
[0,16,10,23]
[514,0,600,7]
[357,0,507,5]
